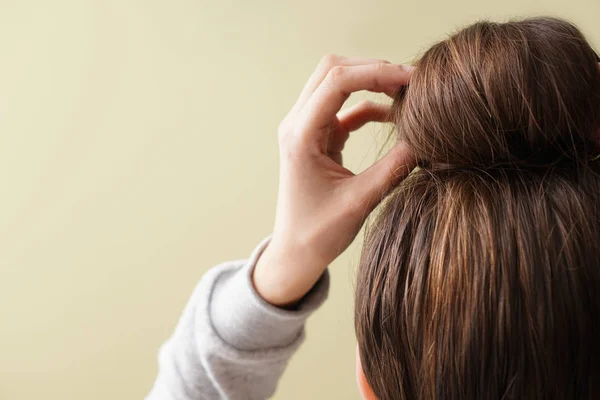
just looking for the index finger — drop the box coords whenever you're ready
[301,63,413,134]
[294,55,392,109]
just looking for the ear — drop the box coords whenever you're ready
[356,344,377,400]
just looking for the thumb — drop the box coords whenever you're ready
[353,141,416,212]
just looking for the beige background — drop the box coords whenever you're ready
[1,1,598,399]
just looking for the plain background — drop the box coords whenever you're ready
[1,0,599,399]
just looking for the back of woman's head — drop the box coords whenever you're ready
[355,17,600,400]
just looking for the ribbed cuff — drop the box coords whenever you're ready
[209,235,330,351]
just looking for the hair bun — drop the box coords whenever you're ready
[393,18,600,170]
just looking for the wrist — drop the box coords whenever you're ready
[252,238,327,307]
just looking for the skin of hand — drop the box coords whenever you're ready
[252,54,416,307]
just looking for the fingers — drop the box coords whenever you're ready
[294,55,391,109]
[352,141,416,213]
[302,63,412,136]
[338,100,392,132]
[328,101,392,154]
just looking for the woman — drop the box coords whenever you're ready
[146,17,600,399]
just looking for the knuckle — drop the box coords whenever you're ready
[375,62,386,72]
[280,135,304,161]
[371,76,380,91]
[277,129,286,142]
[320,53,341,69]
[278,120,302,144]
[368,63,388,89]
[328,65,346,82]
[277,119,291,139]
[277,118,289,134]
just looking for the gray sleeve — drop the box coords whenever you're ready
[145,235,331,400]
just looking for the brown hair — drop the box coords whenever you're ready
[355,17,600,400]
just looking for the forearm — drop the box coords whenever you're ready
[146,235,330,400]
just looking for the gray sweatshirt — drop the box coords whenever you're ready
[145,235,331,400]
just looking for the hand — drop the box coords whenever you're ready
[253,55,416,306]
